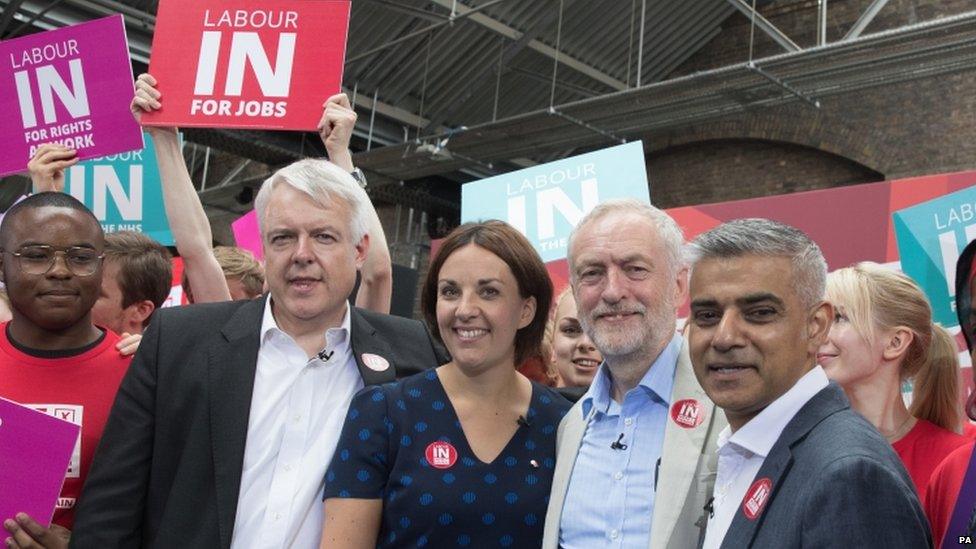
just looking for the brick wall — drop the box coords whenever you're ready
[644,0,976,208]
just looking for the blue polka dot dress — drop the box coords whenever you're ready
[324,368,571,548]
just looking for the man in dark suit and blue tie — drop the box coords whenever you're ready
[686,218,930,549]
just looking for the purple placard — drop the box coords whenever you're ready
[0,15,143,177]
[0,397,80,526]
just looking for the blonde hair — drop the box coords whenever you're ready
[182,246,265,301]
[213,246,265,297]
[541,287,574,385]
[826,262,961,431]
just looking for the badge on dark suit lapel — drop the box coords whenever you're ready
[350,308,397,386]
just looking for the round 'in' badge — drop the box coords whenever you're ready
[361,353,391,372]
[425,441,458,469]
[670,398,705,429]
[742,477,773,520]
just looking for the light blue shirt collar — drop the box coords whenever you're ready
[580,333,682,418]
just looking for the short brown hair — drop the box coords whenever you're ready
[104,231,173,327]
[182,246,265,301]
[421,220,552,365]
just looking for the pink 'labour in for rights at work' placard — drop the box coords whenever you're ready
[0,15,143,176]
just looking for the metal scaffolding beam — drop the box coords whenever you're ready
[725,0,801,52]
[428,0,628,90]
[350,10,976,182]
[844,0,890,41]
[421,0,570,132]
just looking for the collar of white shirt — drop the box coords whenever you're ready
[717,366,830,458]
[260,297,351,357]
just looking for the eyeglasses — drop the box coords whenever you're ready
[3,245,104,276]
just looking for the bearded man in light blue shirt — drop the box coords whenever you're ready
[543,199,727,549]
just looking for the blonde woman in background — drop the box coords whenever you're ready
[818,262,969,497]
[183,246,266,302]
[542,288,602,388]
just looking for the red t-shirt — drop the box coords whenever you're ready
[893,419,970,496]
[0,324,131,530]
[925,442,976,548]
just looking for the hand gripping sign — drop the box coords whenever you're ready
[0,15,143,176]
[144,0,351,130]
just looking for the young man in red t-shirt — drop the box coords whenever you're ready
[0,192,131,549]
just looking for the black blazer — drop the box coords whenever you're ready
[71,296,448,549]
[718,382,931,548]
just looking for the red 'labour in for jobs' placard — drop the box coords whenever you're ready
[143,0,351,131]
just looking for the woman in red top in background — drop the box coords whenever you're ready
[818,262,968,497]
[926,241,976,548]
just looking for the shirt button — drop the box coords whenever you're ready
[284,464,292,472]
[610,529,619,540]
[614,471,623,481]
[293,414,302,423]
[624,418,633,426]
[273,512,281,521]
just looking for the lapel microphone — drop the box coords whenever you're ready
[517,415,531,428]
[317,349,334,362]
[610,433,627,450]
[704,496,715,518]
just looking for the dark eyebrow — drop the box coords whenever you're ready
[737,293,785,307]
[437,278,504,285]
[690,293,785,309]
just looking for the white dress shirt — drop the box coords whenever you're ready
[230,299,363,549]
[701,366,829,549]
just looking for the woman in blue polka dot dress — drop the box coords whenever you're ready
[321,221,571,548]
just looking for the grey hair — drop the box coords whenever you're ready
[688,218,827,308]
[254,159,370,242]
[567,198,685,279]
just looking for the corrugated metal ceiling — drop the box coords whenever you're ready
[0,0,737,138]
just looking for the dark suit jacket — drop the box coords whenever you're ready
[719,383,931,549]
[71,296,448,549]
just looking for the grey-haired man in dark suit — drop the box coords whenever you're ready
[71,89,447,548]
[686,218,930,549]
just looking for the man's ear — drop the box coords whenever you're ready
[674,265,689,307]
[354,233,370,270]
[124,300,155,332]
[808,300,833,353]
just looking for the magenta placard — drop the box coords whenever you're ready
[0,397,81,526]
[232,209,263,260]
[0,15,143,177]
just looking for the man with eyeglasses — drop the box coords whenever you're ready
[0,192,131,549]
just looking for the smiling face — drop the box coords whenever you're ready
[817,306,884,388]
[550,293,602,387]
[688,254,831,430]
[262,183,367,333]
[570,212,686,362]
[435,244,536,374]
[1,206,103,332]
